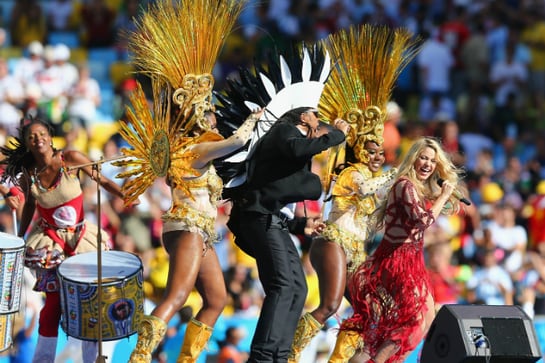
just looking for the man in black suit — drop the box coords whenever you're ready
[227,107,350,363]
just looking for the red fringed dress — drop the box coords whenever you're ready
[342,177,435,362]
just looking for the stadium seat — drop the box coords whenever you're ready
[47,31,80,48]
[110,61,134,89]
[7,57,19,73]
[88,60,110,85]
[88,47,119,66]
[69,47,88,64]
[0,46,23,60]
[2,0,14,26]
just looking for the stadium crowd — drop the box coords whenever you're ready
[1,0,545,362]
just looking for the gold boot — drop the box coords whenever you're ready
[176,318,213,363]
[328,329,361,363]
[129,315,167,363]
[288,313,323,363]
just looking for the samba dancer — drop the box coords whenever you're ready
[0,117,125,363]
[288,25,421,362]
[113,1,260,362]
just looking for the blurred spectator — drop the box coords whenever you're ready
[53,44,79,94]
[458,123,494,172]
[383,101,403,166]
[344,0,376,25]
[485,12,510,65]
[398,121,426,163]
[418,93,456,126]
[9,0,47,47]
[460,21,489,97]
[35,45,67,134]
[494,27,531,66]
[66,62,101,136]
[434,119,465,167]
[487,203,528,275]
[35,46,62,100]
[466,245,514,305]
[523,180,545,249]
[489,41,528,125]
[13,41,45,88]
[0,58,25,136]
[217,326,247,363]
[458,21,490,128]
[520,6,545,121]
[224,265,255,317]
[473,148,495,180]
[0,28,6,48]
[493,140,534,200]
[438,5,471,98]
[46,0,77,32]
[80,0,117,48]
[114,0,141,60]
[113,77,139,120]
[417,29,454,97]
[519,243,545,318]
[9,295,39,363]
[426,241,469,310]
[20,83,47,121]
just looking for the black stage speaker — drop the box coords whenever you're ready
[420,304,542,363]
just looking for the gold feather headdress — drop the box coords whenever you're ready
[113,0,245,205]
[319,24,421,193]
[128,0,246,135]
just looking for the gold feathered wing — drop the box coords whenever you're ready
[113,79,199,206]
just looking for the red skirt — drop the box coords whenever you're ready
[342,240,431,362]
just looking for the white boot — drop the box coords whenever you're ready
[33,335,58,363]
[82,340,98,363]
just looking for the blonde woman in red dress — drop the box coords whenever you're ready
[343,137,463,363]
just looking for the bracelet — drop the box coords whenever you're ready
[4,191,12,198]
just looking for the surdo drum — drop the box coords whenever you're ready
[0,232,25,314]
[57,250,144,341]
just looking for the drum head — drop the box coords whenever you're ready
[0,232,24,249]
[58,251,142,283]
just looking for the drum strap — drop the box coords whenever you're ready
[40,219,86,256]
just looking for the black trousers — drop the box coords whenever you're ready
[228,208,308,363]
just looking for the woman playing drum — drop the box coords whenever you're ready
[1,117,125,363]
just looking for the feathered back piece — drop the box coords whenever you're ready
[319,24,421,192]
[213,43,331,190]
[129,0,246,135]
[113,78,199,206]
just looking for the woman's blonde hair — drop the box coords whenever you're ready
[371,137,462,230]
[396,137,460,202]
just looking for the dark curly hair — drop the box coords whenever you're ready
[278,107,314,125]
[0,117,56,185]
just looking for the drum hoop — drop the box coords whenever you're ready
[58,266,142,286]
[0,246,25,252]
[57,251,143,282]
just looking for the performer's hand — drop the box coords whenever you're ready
[250,108,265,119]
[4,187,24,210]
[305,215,325,236]
[333,118,350,135]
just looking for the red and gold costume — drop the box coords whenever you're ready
[26,152,108,292]
[344,177,435,362]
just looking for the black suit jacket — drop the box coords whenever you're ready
[236,121,345,214]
